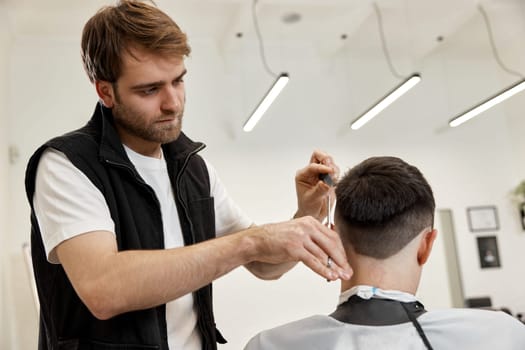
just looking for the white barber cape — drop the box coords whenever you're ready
[244,286,525,350]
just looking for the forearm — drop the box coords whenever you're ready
[244,261,297,280]
[60,230,258,320]
[59,218,351,320]
[104,241,247,317]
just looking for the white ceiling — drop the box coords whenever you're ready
[4,0,524,57]
[3,0,525,144]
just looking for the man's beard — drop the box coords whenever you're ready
[112,101,184,145]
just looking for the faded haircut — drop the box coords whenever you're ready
[335,156,435,259]
[81,0,191,83]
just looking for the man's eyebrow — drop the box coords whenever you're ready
[130,81,164,90]
[130,69,188,90]
[176,69,188,80]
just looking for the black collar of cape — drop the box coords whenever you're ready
[330,294,427,326]
[330,295,434,350]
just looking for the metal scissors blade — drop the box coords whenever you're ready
[319,173,334,227]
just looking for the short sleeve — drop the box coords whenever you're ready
[33,148,115,263]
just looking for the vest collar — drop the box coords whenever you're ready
[89,102,206,164]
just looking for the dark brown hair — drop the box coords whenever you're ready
[335,156,435,259]
[81,0,191,83]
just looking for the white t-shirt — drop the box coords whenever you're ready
[34,147,253,350]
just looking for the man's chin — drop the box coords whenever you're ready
[158,129,182,144]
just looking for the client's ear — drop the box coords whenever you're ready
[417,229,437,266]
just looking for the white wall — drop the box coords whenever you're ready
[5,35,95,350]
[0,4,11,349]
[506,102,525,178]
[4,7,525,350]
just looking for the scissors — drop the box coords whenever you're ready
[319,173,334,227]
[319,172,335,281]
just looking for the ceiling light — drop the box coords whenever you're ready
[449,78,525,127]
[243,0,290,132]
[243,73,289,132]
[351,3,421,130]
[351,74,421,130]
[449,5,524,128]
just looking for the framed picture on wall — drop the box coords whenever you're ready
[467,206,499,232]
[477,236,501,269]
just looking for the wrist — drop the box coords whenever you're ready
[237,226,264,264]
[293,209,307,219]
[294,210,323,222]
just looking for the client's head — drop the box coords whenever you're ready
[334,156,436,290]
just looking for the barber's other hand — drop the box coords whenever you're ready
[250,216,352,281]
[295,150,339,221]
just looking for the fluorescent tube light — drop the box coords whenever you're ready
[351,73,421,130]
[243,73,289,132]
[449,78,525,127]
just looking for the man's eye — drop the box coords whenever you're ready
[142,88,158,95]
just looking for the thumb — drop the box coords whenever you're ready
[314,180,330,196]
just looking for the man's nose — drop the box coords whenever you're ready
[161,86,182,112]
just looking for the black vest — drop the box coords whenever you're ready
[25,103,225,350]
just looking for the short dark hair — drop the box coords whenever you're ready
[81,0,191,83]
[335,156,435,259]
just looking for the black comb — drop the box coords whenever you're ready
[319,173,334,187]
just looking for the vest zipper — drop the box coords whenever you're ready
[175,143,206,245]
[103,158,161,207]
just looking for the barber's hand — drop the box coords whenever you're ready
[295,150,340,221]
[251,216,352,281]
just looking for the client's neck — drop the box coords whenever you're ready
[341,253,421,295]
